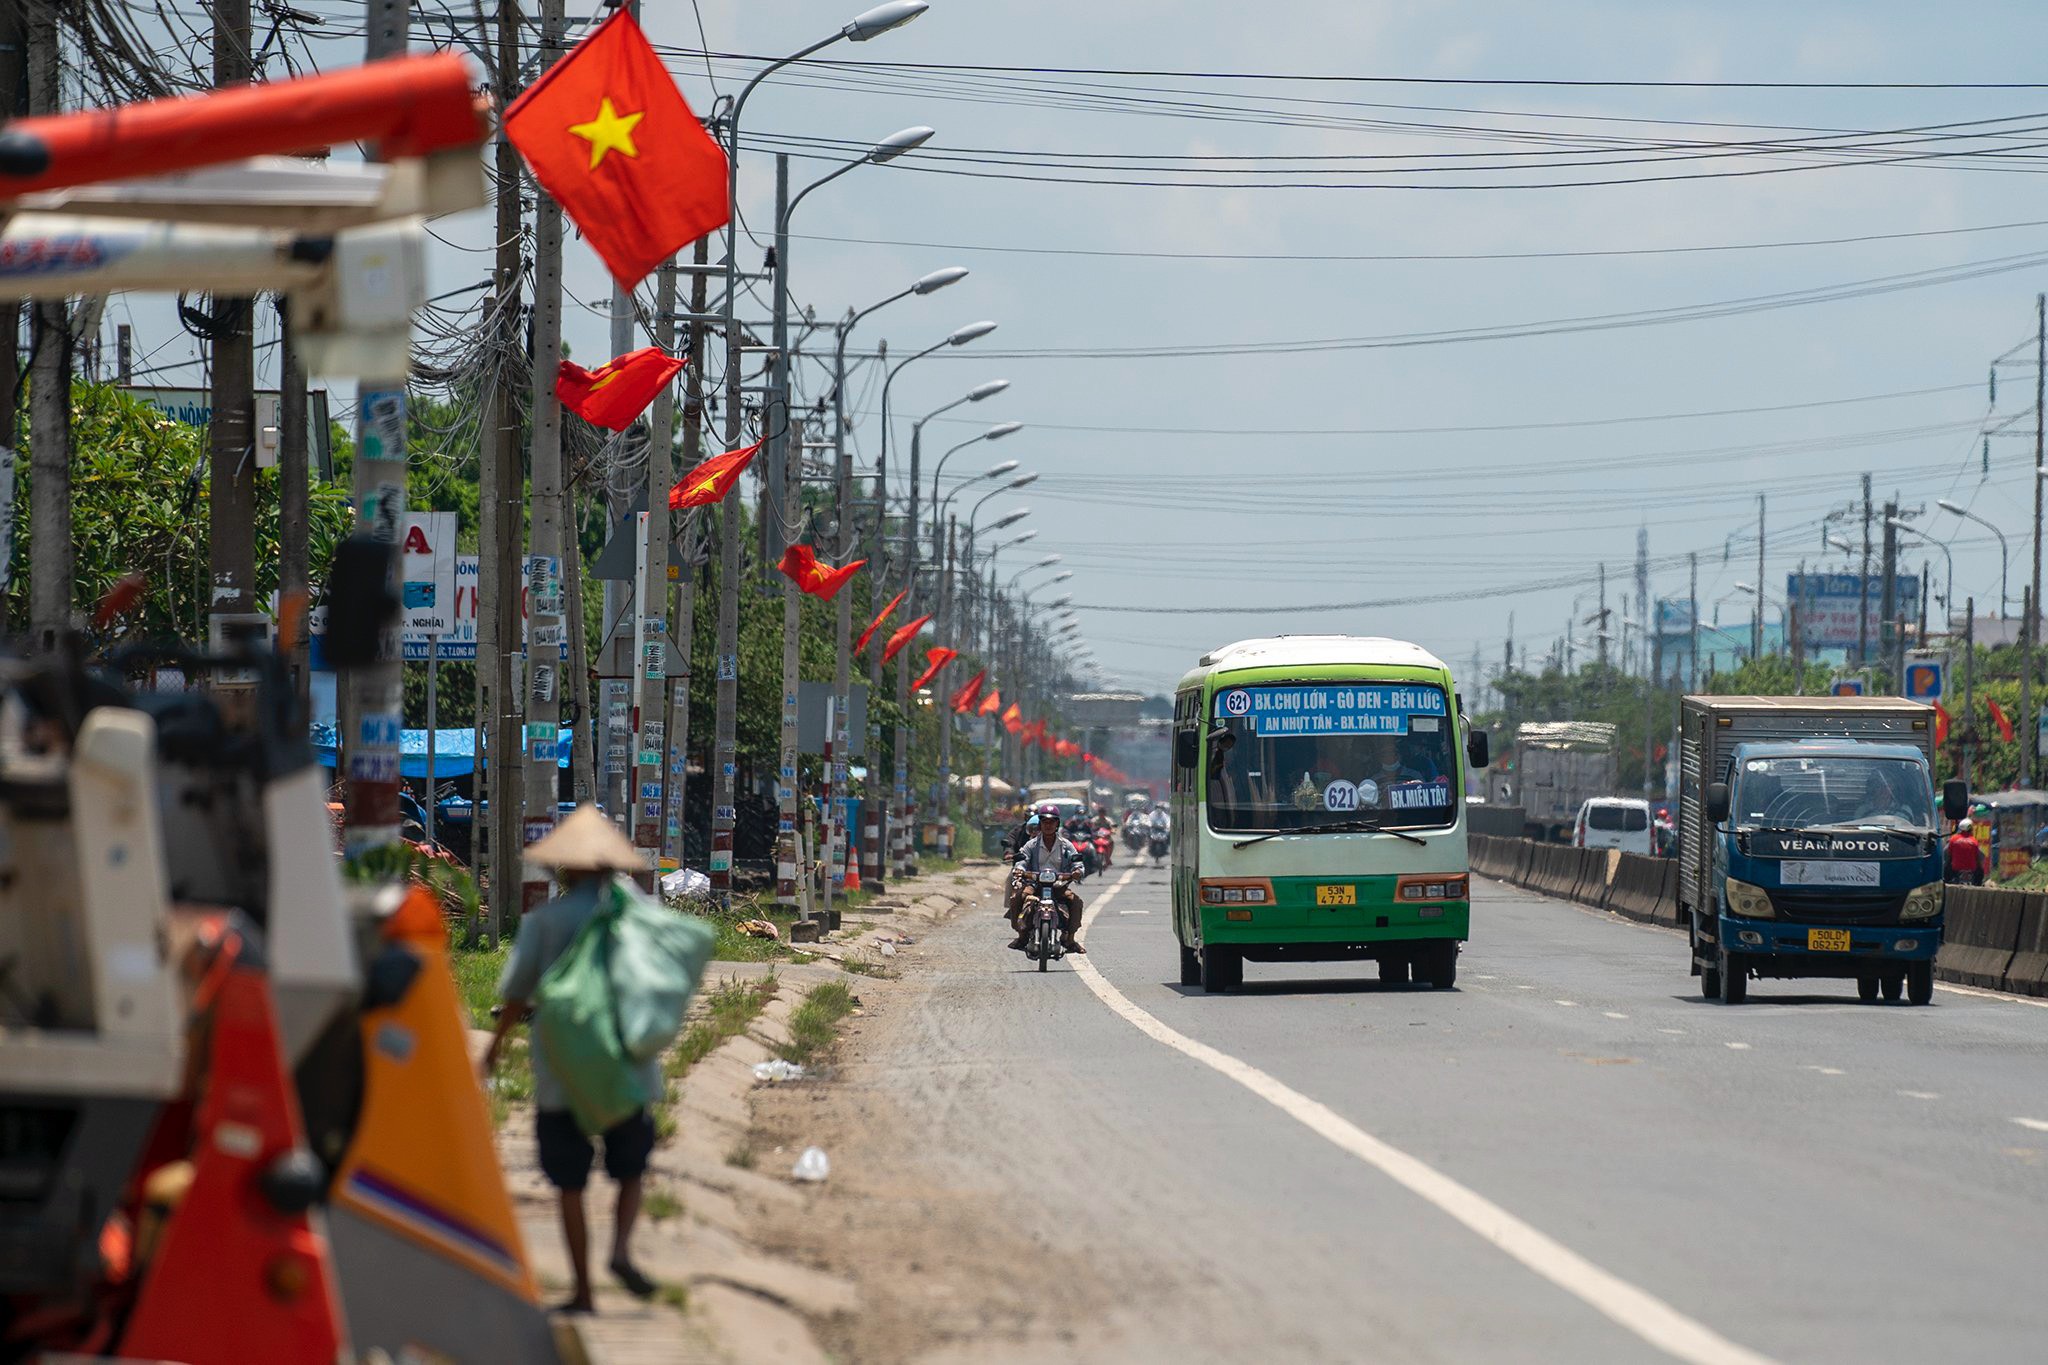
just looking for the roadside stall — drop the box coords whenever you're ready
[1978,790,2048,882]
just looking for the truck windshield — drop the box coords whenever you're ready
[1732,755,1933,832]
[1205,682,1457,833]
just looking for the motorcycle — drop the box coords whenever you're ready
[1123,818,1146,853]
[1094,826,1115,870]
[1023,866,1067,972]
[1067,820,1101,878]
[1148,827,1170,865]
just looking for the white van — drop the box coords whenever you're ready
[1573,797,1653,854]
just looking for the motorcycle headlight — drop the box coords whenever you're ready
[1901,880,1944,920]
[1724,877,1775,919]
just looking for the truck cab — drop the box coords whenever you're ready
[1679,696,1965,1005]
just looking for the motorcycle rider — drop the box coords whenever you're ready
[1009,812,1087,955]
[1148,805,1172,862]
[1004,803,1062,920]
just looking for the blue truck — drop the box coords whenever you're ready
[1677,695,1967,1006]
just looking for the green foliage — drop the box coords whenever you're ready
[665,972,778,1080]
[1484,663,1680,793]
[776,980,856,1068]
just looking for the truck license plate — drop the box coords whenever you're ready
[1807,928,1851,953]
[1316,884,1356,907]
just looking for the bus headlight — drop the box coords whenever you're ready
[1901,881,1944,920]
[1724,878,1774,919]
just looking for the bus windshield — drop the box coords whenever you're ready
[1205,682,1457,833]
[1732,755,1933,833]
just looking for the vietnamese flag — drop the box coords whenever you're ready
[883,614,934,665]
[978,689,1003,718]
[557,347,683,430]
[1933,701,1952,746]
[1002,704,1024,734]
[670,439,760,510]
[856,590,907,656]
[1989,698,2016,744]
[950,669,986,714]
[910,648,958,694]
[503,9,729,290]
[778,544,864,601]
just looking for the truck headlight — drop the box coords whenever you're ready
[1901,881,1944,920]
[1724,877,1774,919]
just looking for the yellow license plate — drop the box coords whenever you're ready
[1807,928,1851,953]
[1315,884,1357,907]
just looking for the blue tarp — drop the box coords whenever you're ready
[310,724,574,778]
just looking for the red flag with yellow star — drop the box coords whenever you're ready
[669,439,761,510]
[779,544,864,601]
[558,346,683,430]
[855,590,907,656]
[503,9,729,290]
[882,614,934,666]
[909,648,958,694]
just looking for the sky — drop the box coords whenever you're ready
[96,1,2048,699]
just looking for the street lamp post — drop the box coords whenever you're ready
[1887,519,1955,624]
[712,0,928,910]
[1936,500,2008,619]
[968,503,1031,818]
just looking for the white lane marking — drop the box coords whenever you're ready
[2012,1118,2048,1133]
[1554,1000,1580,1008]
[1897,1090,1940,1100]
[1802,1066,1845,1077]
[1725,1042,1751,1051]
[1072,879,1780,1365]
[1936,981,2048,1009]
[1658,1028,1686,1035]
[1604,1012,1629,1020]
[1475,974,1499,980]
[1118,909,1151,915]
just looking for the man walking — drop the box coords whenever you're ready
[483,806,660,1314]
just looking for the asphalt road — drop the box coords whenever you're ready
[847,861,2048,1365]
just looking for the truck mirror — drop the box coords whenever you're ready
[1466,730,1490,770]
[1174,729,1199,770]
[321,535,399,669]
[1942,780,1968,823]
[1706,782,1730,824]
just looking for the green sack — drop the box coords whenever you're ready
[605,879,717,1064]
[532,898,646,1136]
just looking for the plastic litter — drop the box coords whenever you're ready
[790,1146,830,1182]
[752,1059,807,1083]
[878,940,897,958]
[659,867,711,902]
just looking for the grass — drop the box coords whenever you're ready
[448,939,529,1129]
[658,1283,690,1312]
[724,1142,756,1170]
[665,974,780,1082]
[644,1186,684,1222]
[776,981,858,1068]
[705,900,802,962]
[839,950,892,979]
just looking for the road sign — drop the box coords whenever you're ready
[1828,677,1866,697]
[1786,573,1922,650]
[401,510,459,637]
[1902,660,1944,701]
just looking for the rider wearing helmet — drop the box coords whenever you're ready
[1008,810,1087,954]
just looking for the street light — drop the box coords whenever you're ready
[1935,499,2009,617]
[844,0,929,40]
[1889,517,1956,617]
[931,421,1024,520]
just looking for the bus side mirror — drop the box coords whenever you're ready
[1174,730,1199,770]
[1466,730,1490,770]
[1706,782,1730,824]
[1943,780,1968,823]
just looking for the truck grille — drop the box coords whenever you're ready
[1768,887,1907,926]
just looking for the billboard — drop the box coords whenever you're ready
[1785,573,1922,650]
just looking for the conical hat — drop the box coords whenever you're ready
[524,805,649,872]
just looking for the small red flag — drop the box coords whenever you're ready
[557,346,684,431]
[883,614,934,665]
[978,688,1003,718]
[778,544,864,600]
[1989,698,2016,744]
[503,9,729,290]
[1933,701,1952,747]
[1002,703,1023,734]
[668,438,760,510]
[949,669,986,714]
[856,590,907,656]
[910,648,958,694]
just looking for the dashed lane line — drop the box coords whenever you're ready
[2012,1118,2048,1133]
[1070,876,1781,1365]
[1725,1042,1752,1050]
[1604,1012,1629,1020]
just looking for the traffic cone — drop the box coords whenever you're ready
[843,834,861,893]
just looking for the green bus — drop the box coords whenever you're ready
[1171,636,1486,993]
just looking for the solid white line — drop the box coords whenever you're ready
[1936,981,2048,1009]
[1071,878,1780,1365]
[2012,1117,2048,1133]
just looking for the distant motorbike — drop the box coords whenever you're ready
[1023,867,1067,972]
[1123,817,1146,853]
[1067,821,1101,878]
[1148,827,1170,864]
[1094,826,1114,870]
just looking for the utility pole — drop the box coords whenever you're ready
[521,0,568,908]
[767,156,802,912]
[1753,492,1765,659]
[207,0,257,668]
[1687,551,1699,692]
[631,256,678,862]
[1859,473,1873,668]
[937,517,957,843]
[665,235,710,877]
[25,4,66,652]
[2022,586,2035,792]
[478,0,526,942]
[825,318,855,921]
[340,0,410,854]
[0,3,24,619]
[278,299,310,711]
[1879,499,1899,694]
[1963,598,1975,790]
[1596,563,1609,671]
[2029,292,2045,789]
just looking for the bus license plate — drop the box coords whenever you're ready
[1807,928,1851,953]
[1316,885,1356,907]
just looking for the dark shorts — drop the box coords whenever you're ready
[536,1109,654,1191]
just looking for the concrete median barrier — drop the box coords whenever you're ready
[1602,853,1664,923]
[1935,887,2024,990]
[1656,858,1680,925]
[2001,894,2048,997]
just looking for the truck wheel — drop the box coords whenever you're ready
[1906,961,1934,1006]
[1718,950,1747,1005]
[1857,975,1880,1003]
[1200,945,1241,994]
[1700,960,1722,1000]
[1178,939,1201,987]
[1880,973,1903,1003]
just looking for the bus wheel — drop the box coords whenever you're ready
[1880,973,1904,1003]
[1200,945,1240,994]
[1906,961,1934,1006]
[1178,939,1201,987]
[1718,950,1747,1005]
[1378,955,1410,986]
[1857,975,1880,1003]
[1419,942,1458,990]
